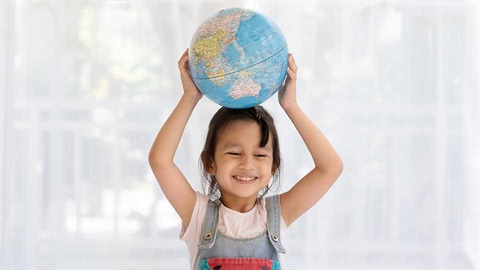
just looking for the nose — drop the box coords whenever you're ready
[239,155,255,170]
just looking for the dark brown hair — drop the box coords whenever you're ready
[200,106,281,199]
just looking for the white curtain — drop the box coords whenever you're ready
[1,1,478,269]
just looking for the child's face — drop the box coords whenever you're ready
[210,119,274,203]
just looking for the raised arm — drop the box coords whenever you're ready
[278,54,343,227]
[148,49,202,228]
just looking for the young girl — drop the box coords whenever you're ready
[149,49,343,269]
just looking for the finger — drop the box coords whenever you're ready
[178,49,189,65]
[286,67,296,80]
[289,54,298,73]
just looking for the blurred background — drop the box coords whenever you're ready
[0,1,478,269]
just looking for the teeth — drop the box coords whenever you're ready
[234,175,256,181]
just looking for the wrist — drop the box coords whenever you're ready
[182,92,202,103]
[281,101,300,114]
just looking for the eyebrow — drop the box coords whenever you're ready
[222,142,240,149]
[222,142,272,152]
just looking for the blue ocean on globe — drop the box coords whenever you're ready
[188,8,289,109]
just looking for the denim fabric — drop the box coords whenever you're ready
[193,195,286,269]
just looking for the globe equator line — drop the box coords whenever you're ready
[192,44,288,80]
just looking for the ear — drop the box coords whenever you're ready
[209,164,216,176]
[201,151,216,175]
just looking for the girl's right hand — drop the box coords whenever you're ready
[178,49,203,101]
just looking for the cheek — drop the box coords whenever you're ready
[211,159,230,175]
[260,160,275,174]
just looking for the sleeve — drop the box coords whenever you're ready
[179,191,208,256]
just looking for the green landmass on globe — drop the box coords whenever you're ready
[188,8,289,108]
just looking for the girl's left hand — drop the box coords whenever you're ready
[278,53,298,111]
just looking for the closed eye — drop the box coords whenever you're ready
[255,154,267,158]
[227,152,241,156]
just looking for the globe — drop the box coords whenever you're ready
[188,8,289,109]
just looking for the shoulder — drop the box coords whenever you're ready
[180,192,210,269]
[263,194,281,211]
[264,194,288,230]
[180,191,209,240]
[263,195,289,255]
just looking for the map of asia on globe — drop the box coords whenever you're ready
[188,8,289,108]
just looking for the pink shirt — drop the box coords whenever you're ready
[180,191,288,269]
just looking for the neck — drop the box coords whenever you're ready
[220,195,258,213]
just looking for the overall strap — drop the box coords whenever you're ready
[265,195,286,254]
[197,199,221,249]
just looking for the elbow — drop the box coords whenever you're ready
[332,154,344,176]
[317,157,343,179]
[148,149,157,165]
[148,151,157,166]
[148,150,170,168]
[335,158,344,177]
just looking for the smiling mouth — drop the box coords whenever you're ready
[233,175,258,182]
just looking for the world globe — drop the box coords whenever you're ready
[188,8,289,109]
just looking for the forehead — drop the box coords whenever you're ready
[217,120,272,150]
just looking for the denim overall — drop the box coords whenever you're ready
[194,195,286,270]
